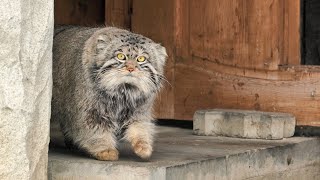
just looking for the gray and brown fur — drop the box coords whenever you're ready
[52,26,167,160]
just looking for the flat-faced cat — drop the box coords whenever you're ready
[52,26,167,160]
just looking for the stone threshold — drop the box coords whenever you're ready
[48,126,320,180]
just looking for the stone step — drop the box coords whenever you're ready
[193,109,296,139]
[48,126,320,180]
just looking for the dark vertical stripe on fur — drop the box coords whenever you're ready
[141,63,159,87]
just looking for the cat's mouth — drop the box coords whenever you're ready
[117,83,138,93]
[122,83,136,89]
[125,73,134,77]
[100,71,153,94]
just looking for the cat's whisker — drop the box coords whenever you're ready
[150,74,172,88]
[141,77,158,91]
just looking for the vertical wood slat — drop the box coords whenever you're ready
[54,0,105,26]
[174,0,190,59]
[246,0,283,70]
[188,0,206,58]
[283,0,301,65]
[131,0,176,119]
[105,0,131,29]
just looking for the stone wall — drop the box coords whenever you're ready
[0,0,53,179]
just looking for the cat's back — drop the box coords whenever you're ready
[53,26,98,84]
[53,26,102,92]
[52,26,99,122]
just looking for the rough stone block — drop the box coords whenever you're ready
[0,1,53,179]
[193,109,296,139]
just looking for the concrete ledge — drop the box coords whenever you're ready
[193,109,296,139]
[49,126,319,180]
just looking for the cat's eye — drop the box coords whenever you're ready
[117,53,126,60]
[137,56,146,62]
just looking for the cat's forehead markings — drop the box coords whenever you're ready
[138,45,146,50]
[132,54,139,59]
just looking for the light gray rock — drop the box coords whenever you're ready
[193,109,296,139]
[0,0,53,179]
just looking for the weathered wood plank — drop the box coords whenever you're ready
[55,0,105,26]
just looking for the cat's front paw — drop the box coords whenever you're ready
[133,140,153,159]
[95,149,119,161]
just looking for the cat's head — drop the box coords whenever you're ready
[83,27,167,96]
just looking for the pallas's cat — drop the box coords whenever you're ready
[52,26,167,160]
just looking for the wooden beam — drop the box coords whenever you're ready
[174,59,320,127]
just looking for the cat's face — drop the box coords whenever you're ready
[88,27,167,95]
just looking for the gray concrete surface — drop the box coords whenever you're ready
[193,109,296,139]
[49,125,320,180]
[0,1,53,179]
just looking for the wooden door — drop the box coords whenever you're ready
[106,0,320,128]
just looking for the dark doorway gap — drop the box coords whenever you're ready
[301,0,320,65]
[156,120,193,129]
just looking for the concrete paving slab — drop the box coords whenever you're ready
[49,125,320,180]
[193,109,296,139]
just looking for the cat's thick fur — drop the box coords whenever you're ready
[52,26,167,160]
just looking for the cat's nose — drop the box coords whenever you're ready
[125,60,136,72]
[127,67,135,72]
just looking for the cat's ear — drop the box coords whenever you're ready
[156,43,168,62]
[155,43,166,55]
[97,34,108,43]
[96,27,126,43]
[96,34,110,53]
[154,44,167,73]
